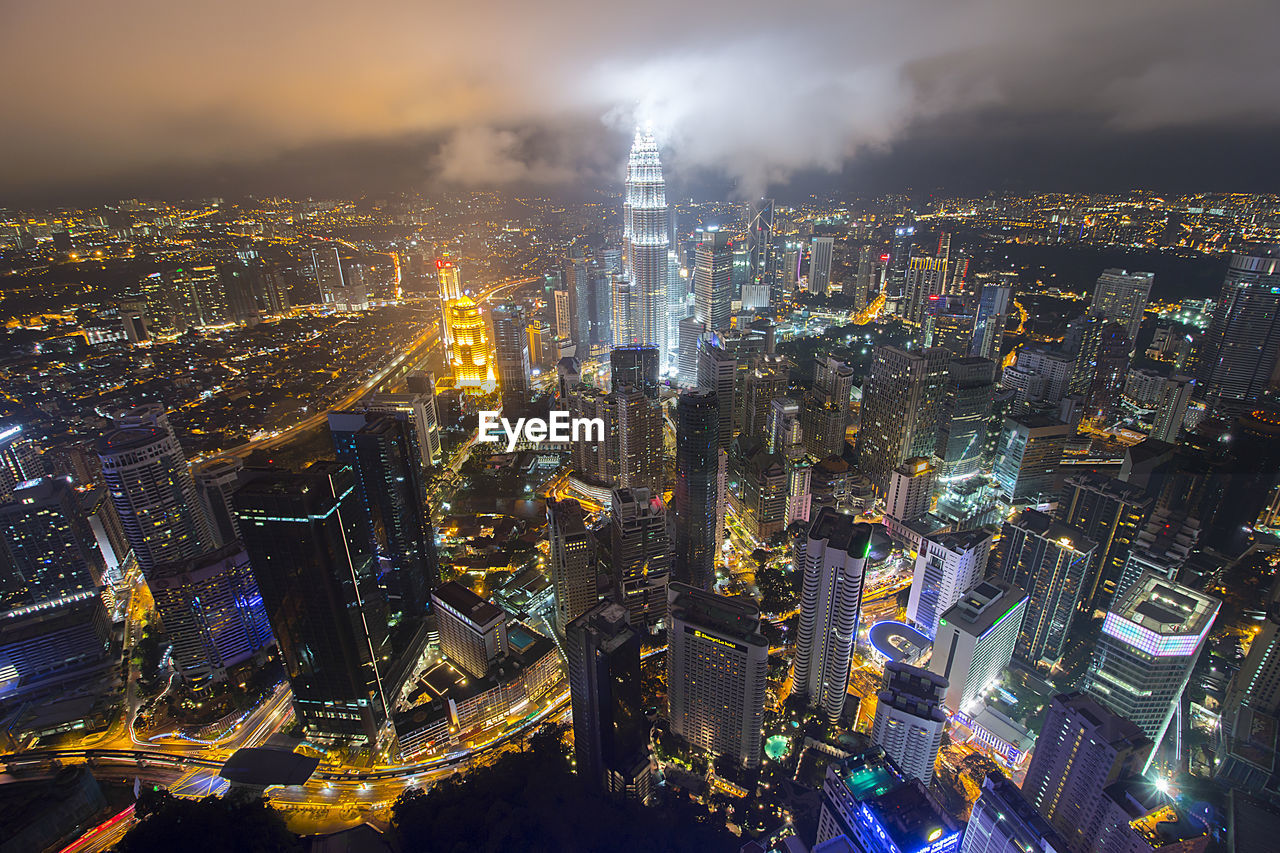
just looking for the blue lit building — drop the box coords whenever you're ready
[816,747,964,853]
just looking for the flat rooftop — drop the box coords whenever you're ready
[432,581,506,629]
[1113,574,1219,637]
[940,579,1027,638]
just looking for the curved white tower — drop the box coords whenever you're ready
[623,127,670,365]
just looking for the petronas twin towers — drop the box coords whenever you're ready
[622,127,671,364]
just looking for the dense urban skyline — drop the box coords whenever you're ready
[3,7,1280,852]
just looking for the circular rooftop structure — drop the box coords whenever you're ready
[868,620,932,665]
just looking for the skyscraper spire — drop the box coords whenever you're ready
[623,126,670,365]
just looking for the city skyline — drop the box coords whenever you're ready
[2,13,1279,848]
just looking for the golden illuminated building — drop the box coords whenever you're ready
[447,296,494,391]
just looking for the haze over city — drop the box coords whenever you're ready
[3,3,1280,853]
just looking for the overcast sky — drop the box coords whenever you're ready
[2,0,1278,203]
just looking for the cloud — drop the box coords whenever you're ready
[1,0,1277,200]
[434,127,578,186]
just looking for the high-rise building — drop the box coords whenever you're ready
[814,355,856,412]
[1149,375,1194,443]
[994,509,1097,666]
[554,288,573,341]
[548,498,597,636]
[905,256,948,327]
[1218,576,1280,794]
[363,389,443,468]
[1084,323,1132,423]
[192,456,244,549]
[1022,693,1153,853]
[742,355,790,443]
[802,392,847,461]
[907,529,993,640]
[673,390,721,591]
[431,581,508,680]
[815,747,963,853]
[614,385,663,494]
[622,128,670,363]
[992,414,1072,504]
[937,357,996,480]
[96,427,211,574]
[1197,246,1280,417]
[677,316,705,387]
[0,476,106,611]
[311,249,366,312]
[809,236,835,296]
[884,456,937,528]
[1089,269,1154,345]
[961,772,1067,853]
[147,545,274,685]
[1058,472,1153,615]
[666,581,769,768]
[565,601,652,803]
[971,282,1013,362]
[565,251,593,353]
[610,345,660,400]
[234,465,391,744]
[747,199,778,311]
[870,661,948,783]
[446,296,492,391]
[886,224,916,301]
[693,227,732,332]
[1082,573,1219,757]
[697,337,739,450]
[608,488,671,633]
[855,345,950,495]
[490,304,531,406]
[0,424,42,501]
[329,410,437,617]
[793,510,871,723]
[930,579,1027,714]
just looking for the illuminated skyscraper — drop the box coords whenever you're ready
[1088,269,1153,345]
[970,281,1012,362]
[994,509,1096,667]
[793,510,871,723]
[907,529,993,640]
[667,581,769,768]
[0,476,106,611]
[0,423,41,501]
[747,199,777,311]
[870,661,947,783]
[1197,246,1280,417]
[693,227,732,332]
[608,487,670,633]
[491,304,531,405]
[1022,693,1153,853]
[930,579,1027,714]
[549,498,597,636]
[622,127,670,364]
[809,236,834,296]
[855,345,950,495]
[96,427,211,574]
[1082,573,1219,758]
[446,296,493,391]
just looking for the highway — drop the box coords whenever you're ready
[207,275,539,462]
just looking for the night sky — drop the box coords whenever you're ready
[3,0,1278,203]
